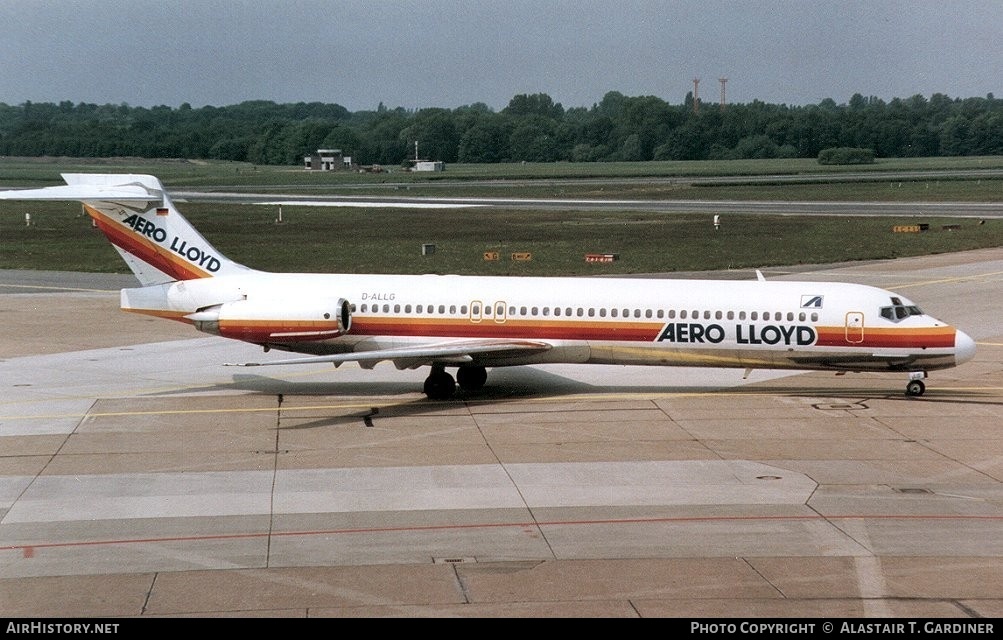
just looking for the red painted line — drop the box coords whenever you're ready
[4,513,1001,555]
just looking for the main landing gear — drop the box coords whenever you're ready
[905,371,927,397]
[423,365,488,400]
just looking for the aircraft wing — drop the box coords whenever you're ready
[225,339,553,371]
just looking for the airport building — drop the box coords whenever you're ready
[304,149,353,171]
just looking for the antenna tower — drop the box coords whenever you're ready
[719,78,728,111]
[692,78,700,114]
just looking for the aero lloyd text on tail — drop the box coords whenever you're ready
[50,174,253,285]
[0,174,976,399]
[119,211,223,275]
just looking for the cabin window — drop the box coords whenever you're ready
[750,312,758,320]
[611,309,618,318]
[798,312,805,321]
[543,307,550,316]
[438,305,446,314]
[786,312,794,321]
[680,310,687,319]
[520,306,527,316]
[599,308,606,317]
[811,312,819,321]
[657,309,664,319]
[577,308,584,317]
[668,310,676,319]
[449,305,456,314]
[461,305,469,315]
[738,311,746,320]
[634,309,641,318]
[565,307,572,316]
[727,311,734,320]
[588,308,595,317]
[554,307,561,317]
[472,304,480,315]
[532,306,539,315]
[645,309,653,319]
[509,306,516,315]
[393,304,400,313]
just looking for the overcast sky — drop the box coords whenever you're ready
[0,0,999,112]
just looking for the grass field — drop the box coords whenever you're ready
[0,156,1000,276]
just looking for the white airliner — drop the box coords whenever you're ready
[0,173,976,399]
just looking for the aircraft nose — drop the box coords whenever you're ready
[955,330,977,365]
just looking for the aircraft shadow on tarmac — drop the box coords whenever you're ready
[188,367,730,401]
[132,364,1003,434]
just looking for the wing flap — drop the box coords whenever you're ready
[225,339,553,369]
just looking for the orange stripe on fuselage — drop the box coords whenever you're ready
[86,205,212,281]
[816,325,955,349]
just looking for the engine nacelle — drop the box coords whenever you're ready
[186,297,351,343]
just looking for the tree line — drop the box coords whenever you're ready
[0,91,999,166]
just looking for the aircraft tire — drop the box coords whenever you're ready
[424,369,456,400]
[457,365,487,391]
[906,379,926,396]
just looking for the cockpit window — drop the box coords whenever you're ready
[880,298,923,323]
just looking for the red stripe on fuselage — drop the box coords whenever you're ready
[815,326,955,349]
[217,319,343,342]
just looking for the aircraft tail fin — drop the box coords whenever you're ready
[0,173,252,285]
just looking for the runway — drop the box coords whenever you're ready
[178,189,1003,218]
[1,250,1002,618]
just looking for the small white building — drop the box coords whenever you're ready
[413,161,445,172]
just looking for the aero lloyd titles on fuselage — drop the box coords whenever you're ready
[121,213,222,273]
[657,322,818,346]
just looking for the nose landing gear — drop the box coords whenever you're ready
[906,372,927,397]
